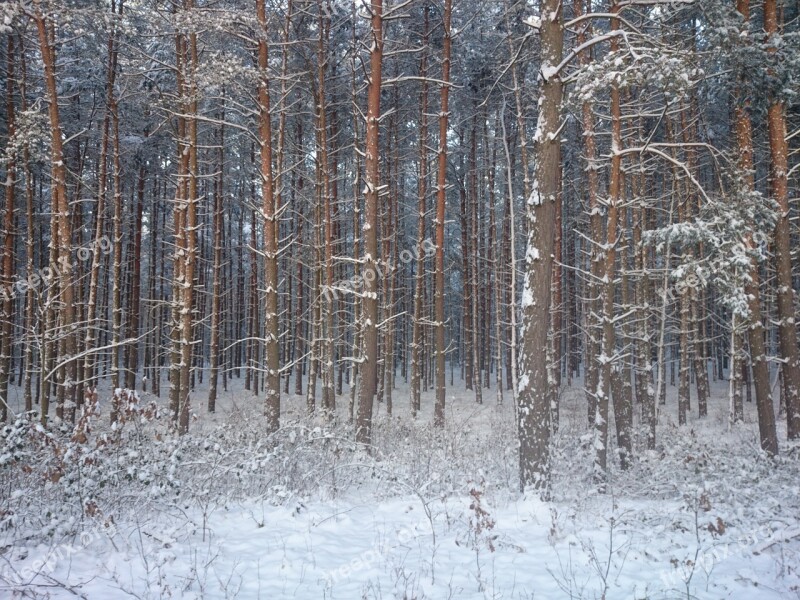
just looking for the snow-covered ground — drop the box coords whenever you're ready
[2,375,799,599]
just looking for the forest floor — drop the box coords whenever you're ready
[1,373,800,599]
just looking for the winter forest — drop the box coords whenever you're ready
[1,0,800,597]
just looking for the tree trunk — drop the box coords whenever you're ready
[355,0,383,447]
[34,1,76,425]
[518,0,562,497]
[208,108,225,413]
[765,0,800,440]
[0,37,16,422]
[258,0,281,431]
[594,6,627,481]
[125,164,145,390]
[411,6,429,417]
[17,37,35,412]
[734,0,778,454]
[110,94,124,404]
[433,0,451,428]
[575,0,601,429]
[316,1,336,416]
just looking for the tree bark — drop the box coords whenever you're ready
[411,5,429,417]
[34,0,76,425]
[518,0,562,497]
[258,0,280,431]
[433,0,451,428]
[207,108,225,413]
[355,0,383,447]
[734,0,778,454]
[0,37,16,422]
[765,0,800,440]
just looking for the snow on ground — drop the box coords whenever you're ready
[1,374,799,599]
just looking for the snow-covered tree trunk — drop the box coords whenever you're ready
[0,37,16,423]
[110,92,123,404]
[734,0,777,454]
[356,0,383,447]
[765,0,800,440]
[574,0,601,429]
[125,164,144,392]
[314,0,336,417]
[207,110,224,413]
[21,52,35,412]
[383,98,400,415]
[632,157,655,448]
[169,15,189,424]
[411,6,429,417]
[487,112,504,405]
[178,12,199,435]
[518,0,562,497]
[433,0,451,428]
[34,0,76,425]
[277,3,292,398]
[258,0,280,432]
[348,27,362,421]
[469,116,482,405]
[549,143,562,427]
[680,101,709,417]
